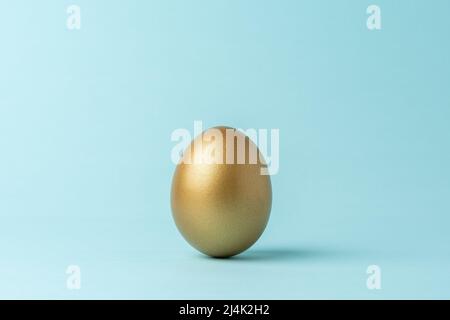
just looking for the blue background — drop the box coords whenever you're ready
[1,0,450,299]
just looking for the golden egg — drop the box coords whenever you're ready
[171,126,272,258]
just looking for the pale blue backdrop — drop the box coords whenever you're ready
[1,0,449,299]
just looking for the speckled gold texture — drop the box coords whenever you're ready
[171,126,272,258]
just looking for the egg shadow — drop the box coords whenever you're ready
[198,245,363,263]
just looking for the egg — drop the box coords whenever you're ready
[171,126,272,258]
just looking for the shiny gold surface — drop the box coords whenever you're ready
[171,126,272,258]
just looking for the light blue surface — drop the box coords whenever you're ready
[1,0,450,299]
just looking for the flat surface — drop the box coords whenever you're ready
[1,0,450,299]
